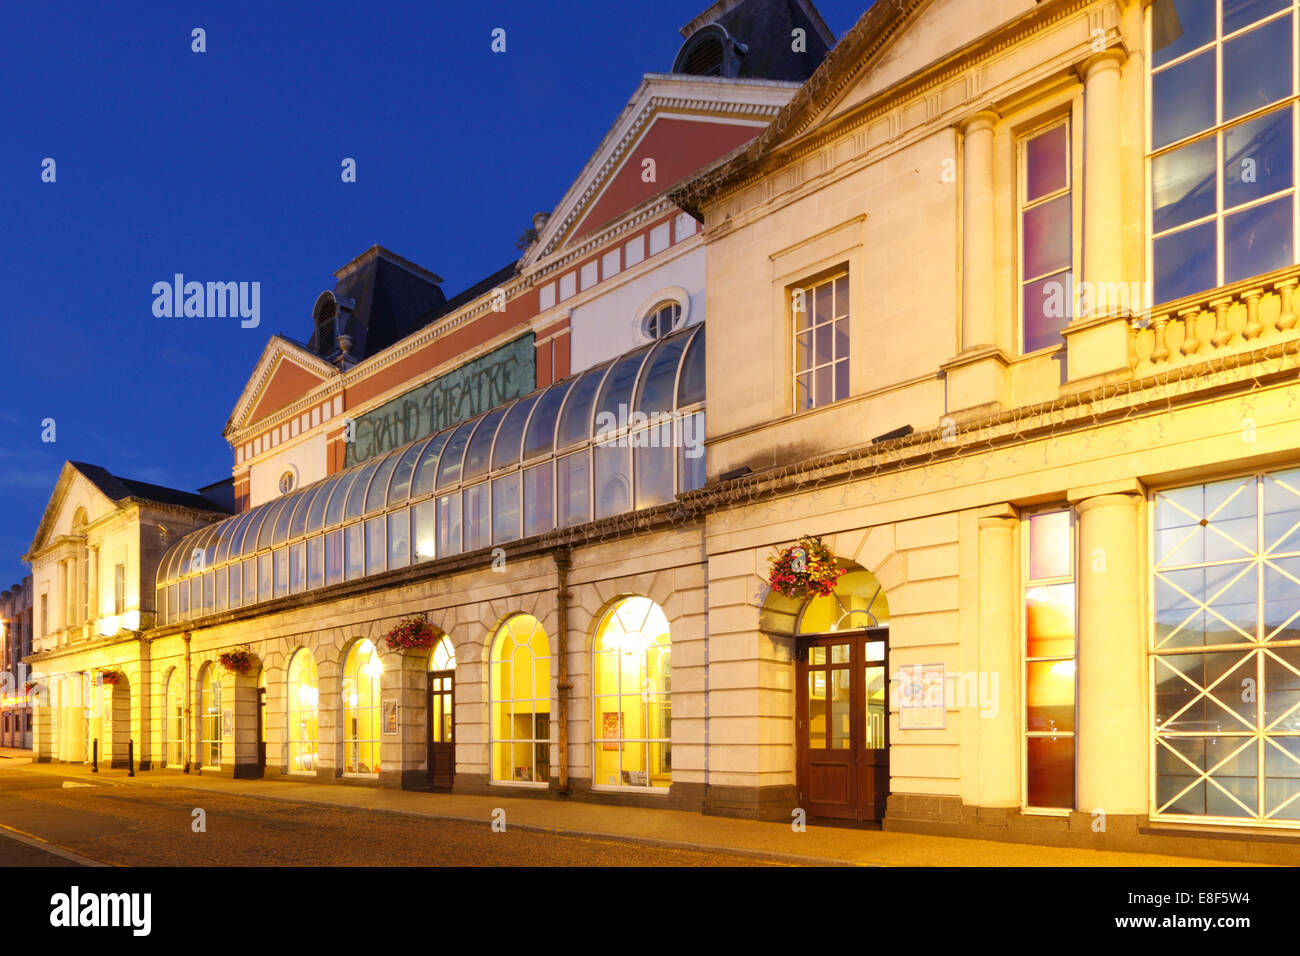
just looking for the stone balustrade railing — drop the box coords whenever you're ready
[1130,266,1300,372]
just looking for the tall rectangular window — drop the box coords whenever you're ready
[40,595,47,637]
[1020,120,1074,352]
[793,272,848,411]
[113,563,126,615]
[1024,508,1077,810]
[1149,0,1298,304]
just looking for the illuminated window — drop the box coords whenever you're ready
[1024,508,1077,810]
[199,664,223,769]
[1152,467,1300,824]
[164,668,183,768]
[794,273,848,411]
[1020,120,1074,352]
[343,639,383,775]
[489,615,551,784]
[1149,0,1298,303]
[429,635,455,748]
[592,597,671,790]
[287,649,319,774]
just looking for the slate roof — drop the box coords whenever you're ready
[70,462,230,514]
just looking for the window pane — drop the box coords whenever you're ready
[1225,105,1293,210]
[344,461,380,520]
[594,443,631,519]
[365,516,385,575]
[1027,736,1075,809]
[364,452,400,514]
[1025,123,1068,202]
[634,336,689,417]
[243,558,257,605]
[1154,221,1217,303]
[258,553,272,603]
[215,567,228,613]
[227,565,241,609]
[1153,136,1217,232]
[307,536,323,590]
[595,350,650,436]
[493,395,539,471]
[492,473,522,544]
[1152,0,1214,68]
[1027,660,1075,732]
[411,431,449,499]
[1224,0,1289,35]
[388,509,410,569]
[523,462,554,538]
[1225,194,1293,283]
[289,488,312,539]
[274,548,289,599]
[1153,50,1216,148]
[523,381,571,460]
[436,420,477,490]
[325,530,343,586]
[325,471,357,527]
[345,524,363,580]
[1028,511,1072,580]
[557,451,590,527]
[464,484,490,552]
[257,499,285,551]
[676,327,705,407]
[387,437,429,505]
[814,365,832,408]
[557,364,609,448]
[413,499,435,561]
[635,439,675,509]
[307,477,338,532]
[274,492,301,544]
[1027,583,1077,658]
[678,413,706,493]
[463,407,508,483]
[437,492,462,556]
[1023,193,1072,279]
[1222,16,1292,122]
[796,372,812,411]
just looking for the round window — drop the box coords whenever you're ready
[278,470,297,495]
[642,301,682,340]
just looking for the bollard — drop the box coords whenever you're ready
[128,740,135,777]
[92,738,98,773]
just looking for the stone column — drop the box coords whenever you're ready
[961,111,998,352]
[87,545,99,623]
[55,561,67,634]
[1064,49,1132,383]
[1074,490,1146,816]
[977,506,1020,807]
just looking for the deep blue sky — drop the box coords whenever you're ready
[0,0,868,587]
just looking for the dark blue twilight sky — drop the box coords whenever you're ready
[0,0,869,587]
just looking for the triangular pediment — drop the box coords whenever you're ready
[226,336,337,436]
[25,463,122,559]
[521,73,799,266]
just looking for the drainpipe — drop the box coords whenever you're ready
[183,631,192,773]
[554,548,571,796]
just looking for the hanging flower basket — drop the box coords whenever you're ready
[217,649,255,675]
[99,669,126,686]
[766,535,846,600]
[384,615,436,651]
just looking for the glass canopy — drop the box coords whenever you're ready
[157,324,706,626]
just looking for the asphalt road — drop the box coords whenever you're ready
[0,767,780,867]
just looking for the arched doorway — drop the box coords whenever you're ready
[794,566,890,822]
[427,635,455,791]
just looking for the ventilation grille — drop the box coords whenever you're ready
[681,37,724,76]
[316,318,336,355]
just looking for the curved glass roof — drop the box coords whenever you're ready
[157,323,706,626]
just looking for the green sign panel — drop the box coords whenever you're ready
[344,333,535,466]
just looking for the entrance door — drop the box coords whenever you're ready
[256,687,267,774]
[796,629,889,821]
[427,670,455,790]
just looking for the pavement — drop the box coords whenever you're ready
[0,749,1265,866]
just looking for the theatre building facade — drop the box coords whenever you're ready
[22,0,1300,862]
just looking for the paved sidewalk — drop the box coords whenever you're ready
[4,760,1261,866]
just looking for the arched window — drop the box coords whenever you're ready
[199,664,222,768]
[489,615,551,784]
[287,648,318,773]
[592,597,671,790]
[796,569,890,634]
[343,639,383,775]
[164,668,183,767]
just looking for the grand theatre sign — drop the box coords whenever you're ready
[344,333,536,466]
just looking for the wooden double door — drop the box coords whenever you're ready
[796,628,889,822]
[427,670,454,790]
